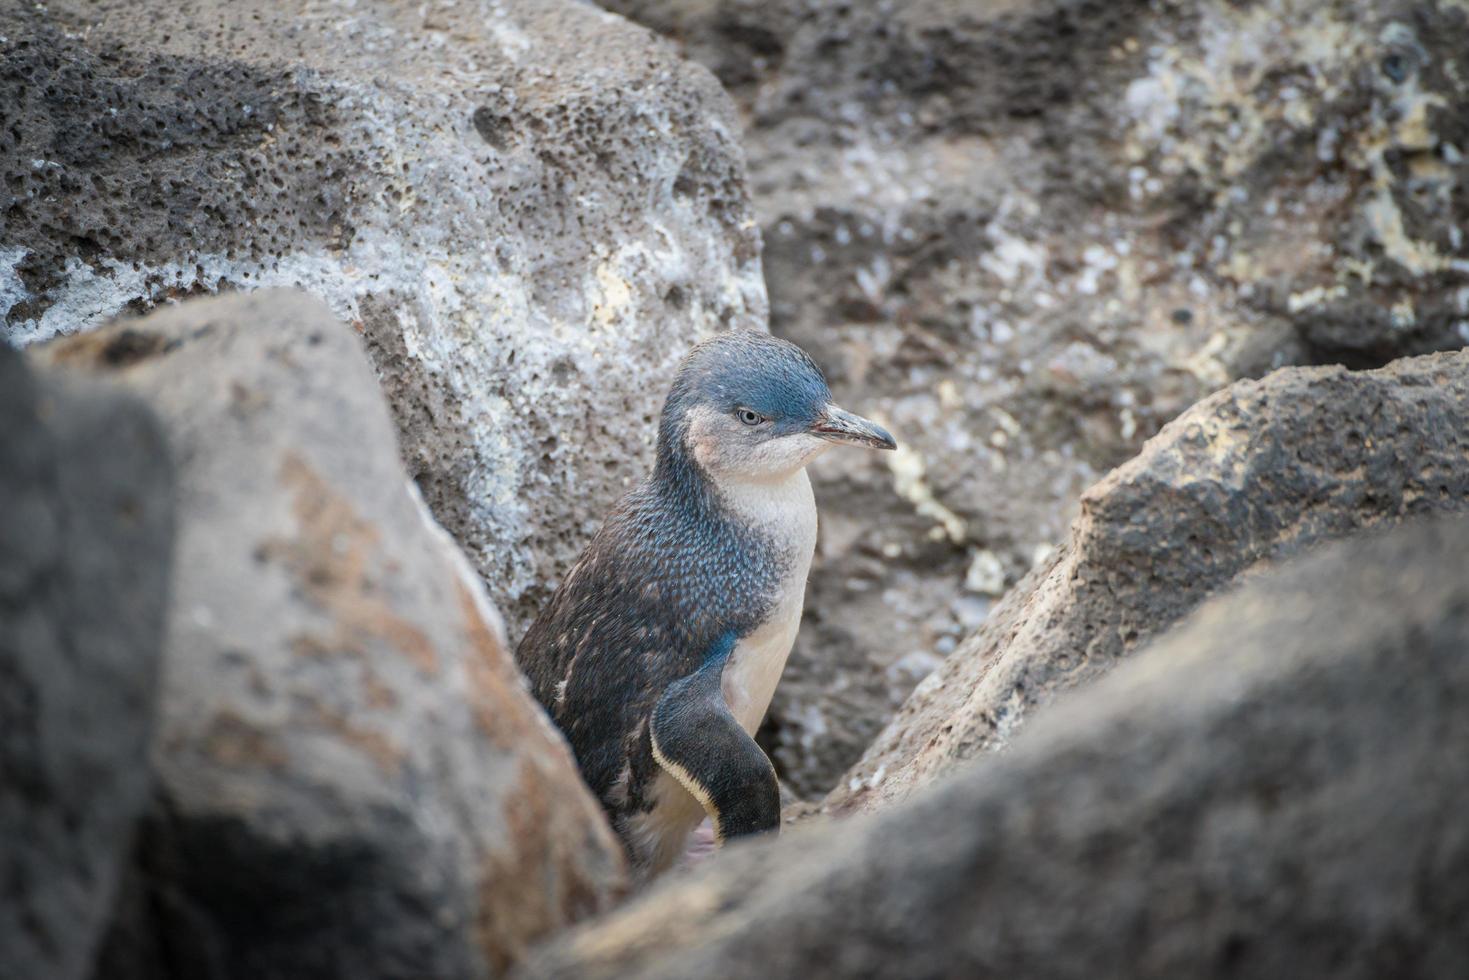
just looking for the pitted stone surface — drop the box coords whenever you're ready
[1,0,765,637]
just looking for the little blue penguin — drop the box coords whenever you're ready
[515,331,896,876]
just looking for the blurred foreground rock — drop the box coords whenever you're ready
[601,0,1469,796]
[35,292,626,979]
[0,346,174,980]
[832,349,1469,813]
[520,515,1469,980]
[0,0,765,639]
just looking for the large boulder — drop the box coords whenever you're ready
[34,291,626,979]
[0,345,174,979]
[600,0,1469,795]
[831,349,1469,814]
[0,0,765,638]
[518,514,1469,979]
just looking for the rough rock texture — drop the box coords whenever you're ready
[0,345,174,980]
[601,0,1469,795]
[518,515,1469,980]
[34,292,626,979]
[0,0,765,639]
[829,348,1469,814]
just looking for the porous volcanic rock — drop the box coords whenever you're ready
[830,349,1469,814]
[0,346,174,980]
[601,0,1469,795]
[518,515,1469,980]
[35,291,626,979]
[0,0,765,639]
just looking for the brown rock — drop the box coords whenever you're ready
[517,514,1469,980]
[35,291,626,979]
[830,349,1469,814]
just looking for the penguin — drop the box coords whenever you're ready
[515,331,896,876]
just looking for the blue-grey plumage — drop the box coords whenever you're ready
[515,331,896,876]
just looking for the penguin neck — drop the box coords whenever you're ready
[652,441,722,521]
[709,466,816,539]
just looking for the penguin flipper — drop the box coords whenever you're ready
[649,633,780,844]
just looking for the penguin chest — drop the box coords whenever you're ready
[717,470,818,735]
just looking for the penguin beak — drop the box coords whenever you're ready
[810,404,897,450]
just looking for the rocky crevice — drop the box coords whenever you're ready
[599,0,1469,796]
[4,0,1469,975]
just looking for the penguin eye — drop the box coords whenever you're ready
[736,408,766,426]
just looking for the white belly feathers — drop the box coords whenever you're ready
[714,466,819,734]
[723,586,807,734]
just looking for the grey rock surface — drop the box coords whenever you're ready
[518,514,1469,980]
[0,345,174,980]
[35,291,627,979]
[0,0,765,640]
[829,349,1469,814]
[601,0,1469,795]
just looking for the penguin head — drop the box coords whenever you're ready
[659,331,896,483]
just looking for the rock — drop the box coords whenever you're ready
[0,345,174,980]
[34,291,626,979]
[517,515,1469,980]
[599,0,1469,796]
[0,0,765,640]
[829,349,1469,814]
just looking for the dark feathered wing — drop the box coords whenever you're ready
[519,490,714,823]
[515,476,784,833]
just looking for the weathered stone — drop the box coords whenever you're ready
[34,291,626,979]
[601,0,1469,795]
[830,349,1469,814]
[518,515,1469,980]
[0,345,173,980]
[0,0,765,640]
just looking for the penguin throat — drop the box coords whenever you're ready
[653,435,818,550]
[708,466,819,542]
